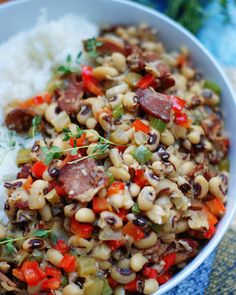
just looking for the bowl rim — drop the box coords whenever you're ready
[0,0,236,294]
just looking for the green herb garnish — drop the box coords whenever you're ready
[150,117,167,133]
[57,51,82,75]
[33,229,51,238]
[50,232,58,245]
[102,279,113,295]
[84,37,103,58]
[132,203,141,215]
[63,126,83,141]
[31,116,42,137]
[41,146,62,165]
[112,104,125,120]
[204,79,221,95]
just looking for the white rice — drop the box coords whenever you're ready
[0,15,98,223]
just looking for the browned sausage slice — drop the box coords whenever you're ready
[59,158,108,202]
[136,88,173,123]
[5,108,34,133]
[94,37,126,55]
[58,76,84,115]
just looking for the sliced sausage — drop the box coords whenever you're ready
[94,37,126,55]
[136,88,173,122]
[5,108,34,133]
[58,75,84,115]
[59,158,108,202]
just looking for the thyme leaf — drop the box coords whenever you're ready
[84,37,103,58]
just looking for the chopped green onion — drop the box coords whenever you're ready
[219,157,230,172]
[102,279,113,295]
[149,224,163,234]
[150,117,167,133]
[112,104,125,120]
[132,203,141,214]
[204,80,221,95]
[133,145,152,164]
[106,171,114,186]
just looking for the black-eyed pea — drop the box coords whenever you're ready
[110,128,132,145]
[168,154,182,172]
[187,126,204,144]
[64,203,79,218]
[52,134,69,150]
[180,161,195,176]
[209,174,228,201]
[123,190,134,209]
[86,97,105,116]
[181,66,195,79]
[110,266,136,284]
[160,129,175,146]
[123,144,136,155]
[108,166,130,181]
[75,208,96,223]
[143,279,159,294]
[156,179,178,194]
[145,130,160,152]
[45,103,71,132]
[22,238,45,252]
[86,117,97,129]
[85,130,99,143]
[92,243,111,260]
[134,232,158,249]
[98,211,123,229]
[108,193,125,208]
[123,154,134,166]
[106,83,129,99]
[123,92,139,112]
[194,175,209,199]
[114,286,125,295]
[111,52,127,72]
[97,260,112,270]
[98,188,107,198]
[155,196,172,208]
[0,262,10,273]
[0,224,6,239]
[144,171,159,189]
[98,112,113,132]
[118,259,130,269]
[145,205,168,224]
[29,180,48,210]
[175,220,189,234]
[93,66,118,80]
[171,124,187,139]
[203,140,213,151]
[159,233,176,243]
[76,104,93,125]
[68,236,94,253]
[46,249,63,267]
[108,93,124,109]
[110,148,123,167]
[39,204,52,221]
[182,139,192,150]
[152,160,165,176]
[130,183,141,197]
[130,253,148,272]
[63,283,83,295]
[138,186,156,211]
[202,89,220,106]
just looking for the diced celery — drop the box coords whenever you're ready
[133,145,152,164]
[84,278,104,295]
[44,188,60,205]
[112,104,124,120]
[219,157,230,172]
[132,203,141,214]
[204,80,221,95]
[102,279,113,295]
[150,117,167,133]
[16,148,31,165]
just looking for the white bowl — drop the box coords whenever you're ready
[0,0,236,294]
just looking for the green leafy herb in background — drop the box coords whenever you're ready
[31,116,41,137]
[84,37,104,58]
[57,51,82,75]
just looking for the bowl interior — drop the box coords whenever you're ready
[0,0,236,294]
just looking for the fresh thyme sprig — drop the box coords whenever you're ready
[83,37,104,58]
[57,51,82,75]
[0,230,53,254]
[31,116,42,138]
[41,146,62,165]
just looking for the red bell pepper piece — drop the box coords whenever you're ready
[124,278,138,292]
[93,197,111,213]
[170,95,186,113]
[136,73,155,89]
[41,277,60,290]
[48,180,66,197]
[175,112,190,128]
[45,267,62,279]
[53,240,69,255]
[203,224,216,239]
[116,208,128,221]
[31,161,47,178]
[108,276,118,288]
[122,221,145,241]
[21,260,46,286]
[12,268,26,282]
[132,119,150,134]
[204,197,226,217]
[157,272,172,285]
[203,205,218,227]
[59,254,76,273]
[70,216,93,239]
[162,253,176,273]
[106,240,125,251]
[107,181,125,196]
[69,133,86,148]
[82,65,103,96]
[20,93,52,109]
[143,266,158,279]
[134,169,148,188]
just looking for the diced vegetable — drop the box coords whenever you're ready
[84,278,104,295]
[20,93,52,109]
[112,104,125,120]
[219,157,230,172]
[175,112,190,128]
[203,224,216,239]
[82,65,104,96]
[157,272,172,285]
[107,181,125,196]
[106,171,115,186]
[205,197,226,217]
[136,73,155,89]
[70,216,93,238]
[69,133,86,147]
[132,119,150,134]
[31,161,48,178]
[106,240,125,251]
[204,80,221,95]
[203,206,218,227]
[124,278,138,292]
[162,253,176,272]
[44,188,60,204]
[16,148,31,165]
[53,240,70,255]
[132,203,141,214]
[59,254,76,272]
[21,260,46,286]
[143,266,158,279]
[45,267,62,279]
[150,116,167,133]
[170,95,186,113]
[93,197,111,213]
[41,277,60,290]
[134,169,148,188]
[122,221,145,241]
[102,279,113,295]
[133,145,152,164]
[116,208,128,221]
[12,268,26,282]
[23,175,33,191]
[78,256,97,276]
